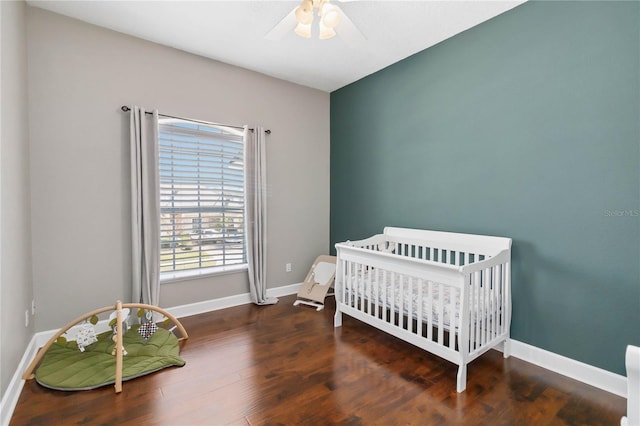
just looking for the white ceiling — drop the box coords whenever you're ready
[27,0,526,92]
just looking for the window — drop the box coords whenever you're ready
[158,118,246,279]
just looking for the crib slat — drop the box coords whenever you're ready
[469,273,474,350]
[494,266,499,340]
[492,265,498,339]
[408,277,413,332]
[405,276,410,331]
[351,261,356,308]
[478,269,486,347]
[390,271,396,326]
[449,286,456,349]
[467,272,472,350]
[474,271,482,349]
[382,270,388,322]
[500,264,505,335]
[347,260,352,308]
[483,267,489,346]
[427,281,433,341]
[358,263,364,312]
[488,267,493,342]
[339,260,344,305]
[349,260,353,308]
[438,282,444,344]
[362,264,367,313]
[374,268,380,319]
[352,262,358,309]
[341,260,346,307]
[355,263,360,310]
[478,269,487,347]
[353,263,359,310]
[357,263,362,310]
[398,274,404,329]
[367,265,372,316]
[418,279,423,337]
[471,271,477,351]
[468,271,472,350]
[499,265,504,335]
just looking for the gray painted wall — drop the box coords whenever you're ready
[1,0,34,399]
[330,1,639,375]
[27,7,330,329]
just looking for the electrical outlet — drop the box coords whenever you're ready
[25,310,30,327]
[285,263,292,273]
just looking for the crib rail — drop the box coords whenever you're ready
[334,233,511,392]
[343,233,502,267]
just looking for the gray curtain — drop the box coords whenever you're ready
[244,126,278,305]
[130,106,161,306]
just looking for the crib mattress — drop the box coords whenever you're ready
[344,273,500,330]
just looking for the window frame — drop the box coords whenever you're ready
[158,118,247,282]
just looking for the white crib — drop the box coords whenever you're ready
[334,227,512,393]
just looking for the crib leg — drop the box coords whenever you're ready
[334,310,342,328]
[503,339,511,358]
[456,364,467,393]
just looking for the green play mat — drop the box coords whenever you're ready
[35,326,186,391]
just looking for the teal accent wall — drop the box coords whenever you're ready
[330,1,639,375]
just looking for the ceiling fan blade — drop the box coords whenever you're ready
[334,5,366,47]
[265,7,297,40]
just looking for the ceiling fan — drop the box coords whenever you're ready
[265,0,365,45]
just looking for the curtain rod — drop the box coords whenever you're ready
[120,106,271,134]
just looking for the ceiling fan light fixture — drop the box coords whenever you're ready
[295,0,314,25]
[290,0,346,40]
[294,22,312,38]
[318,21,336,40]
[321,3,341,28]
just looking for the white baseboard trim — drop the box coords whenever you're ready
[0,337,39,426]
[165,292,252,319]
[267,282,303,298]
[1,282,627,425]
[509,339,627,398]
[165,282,302,318]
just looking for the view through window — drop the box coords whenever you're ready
[158,118,246,278]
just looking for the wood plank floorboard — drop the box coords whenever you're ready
[10,294,625,425]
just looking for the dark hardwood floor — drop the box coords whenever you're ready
[11,294,625,425]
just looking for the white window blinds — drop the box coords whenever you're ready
[158,118,246,276]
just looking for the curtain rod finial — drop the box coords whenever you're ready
[121,106,130,112]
